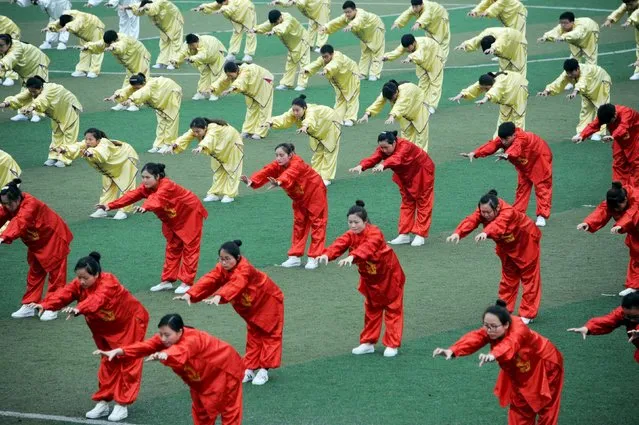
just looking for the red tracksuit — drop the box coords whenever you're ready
[455,199,542,318]
[473,128,553,218]
[583,186,639,290]
[108,178,208,286]
[324,224,406,348]
[359,137,435,237]
[580,105,639,188]
[188,257,285,370]
[250,155,328,258]
[41,272,149,405]
[450,317,564,425]
[122,327,244,425]
[0,193,73,304]
[585,306,639,363]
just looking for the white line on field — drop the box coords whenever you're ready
[0,410,145,425]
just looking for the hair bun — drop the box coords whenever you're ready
[11,178,22,186]
[488,189,498,196]
[611,181,623,189]
[495,299,507,308]
[88,251,101,262]
[232,239,242,247]
[299,94,306,100]
[158,163,166,171]
[355,200,365,207]
[392,130,398,137]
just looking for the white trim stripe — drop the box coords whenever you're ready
[0,410,145,425]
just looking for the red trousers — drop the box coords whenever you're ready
[92,314,149,405]
[161,226,202,285]
[288,203,327,258]
[397,181,433,237]
[508,362,563,425]
[625,245,639,289]
[244,303,284,370]
[359,290,404,348]
[612,144,639,188]
[498,251,542,319]
[191,381,242,425]
[512,174,552,219]
[23,251,67,304]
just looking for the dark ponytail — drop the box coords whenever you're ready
[74,252,102,276]
[0,178,22,202]
[378,131,398,144]
[347,200,368,222]
[129,73,146,86]
[606,182,628,211]
[478,72,506,87]
[292,94,307,109]
[219,239,242,260]
[84,128,108,140]
[141,163,166,179]
[190,117,229,129]
[483,300,512,325]
[158,314,184,332]
[478,189,499,211]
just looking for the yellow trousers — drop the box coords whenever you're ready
[359,40,385,79]
[157,33,183,65]
[311,141,340,180]
[577,82,610,134]
[77,30,104,74]
[243,94,273,137]
[230,20,256,55]
[280,49,310,88]
[308,19,328,49]
[47,111,81,165]
[571,45,598,65]
[402,120,430,152]
[153,112,180,148]
[208,161,242,198]
[197,65,222,93]
[419,68,443,110]
[99,167,138,214]
[334,91,359,122]
[634,29,639,74]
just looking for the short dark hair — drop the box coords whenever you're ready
[596,104,616,124]
[320,44,334,54]
[411,0,423,5]
[621,291,639,309]
[74,252,102,276]
[563,58,580,73]
[559,11,575,22]
[268,9,282,24]
[59,14,73,27]
[103,30,118,44]
[0,34,13,47]
[342,1,356,10]
[400,34,416,48]
[606,182,627,211]
[382,80,400,100]
[186,33,199,44]
[480,35,496,52]
[224,61,239,73]
[497,122,516,139]
[129,73,146,86]
[26,76,45,89]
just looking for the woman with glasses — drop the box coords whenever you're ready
[433,300,563,425]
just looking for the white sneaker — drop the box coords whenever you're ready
[252,368,269,385]
[71,71,87,77]
[343,119,354,127]
[87,72,98,79]
[192,92,206,100]
[152,63,166,69]
[108,404,128,422]
[520,317,533,325]
[323,179,331,186]
[241,54,253,63]
[10,113,28,122]
[209,94,219,101]
[86,401,110,419]
[388,234,410,245]
[147,147,160,153]
[242,369,255,383]
[294,86,306,91]
[126,105,139,112]
[150,281,173,292]
[111,103,126,111]
[2,78,15,87]
[535,216,546,227]
[352,343,375,355]
[275,84,289,90]
[428,106,436,115]
[54,160,66,168]
[630,73,639,81]
[221,195,234,203]
[305,257,319,270]
[619,287,637,296]
[113,211,127,220]
[368,76,378,81]
[314,47,321,53]
[166,64,175,70]
[281,256,302,268]
[383,347,398,357]
[30,115,41,123]
[11,305,35,319]
[90,209,108,218]
[39,41,52,50]
[40,310,58,321]
[410,235,425,246]
[491,56,499,62]
[174,283,190,294]
[590,134,602,141]
[225,53,236,62]
[203,194,221,202]
[43,159,56,166]
[56,42,67,50]
[251,134,262,140]
[564,83,574,91]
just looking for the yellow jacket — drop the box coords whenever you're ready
[284,0,329,23]
[461,71,527,109]
[471,0,527,31]
[85,33,151,74]
[607,2,639,23]
[0,149,21,187]
[545,64,611,101]
[542,18,599,59]
[211,63,274,107]
[200,0,255,29]
[393,2,450,49]
[117,76,181,120]
[174,35,226,69]
[628,8,639,29]
[305,51,360,101]
[0,40,50,80]
[131,0,184,41]
[271,104,341,152]
[385,36,444,81]
[48,10,104,42]
[366,83,428,133]
[172,123,244,173]
[325,8,385,51]
[256,13,309,63]
[5,82,82,125]
[461,27,526,75]
[0,16,20,39]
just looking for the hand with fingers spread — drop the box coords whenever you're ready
[411,23,420,31]
[266,176,280,190]
[576,222,589,231]
[567,326,589,340]
[372,163,384,173]
[611,225,622,234]
[602,19,613,28]
[446,233,460,244]
[566,91,578,100]
[494,153,508,161]
[96,204,110,211]
[297,125,308,134]
[61,306,79,319]
[349,164,363,174]
[192,147,204,155]
[94,348,124,361]
[483,47,495,55]
[27,303,44,316]
[602,135,614,143]
[432,347,453,359]
[240,175,252,186]
[537,90,551,97]
[474,232,488,243]
[478,352,495,366]
[204,295,221,306]
[475,97,488,105]
[571,134,584,144]
[318,254,329,265]
[460,152,475,162]
[135,206,147,213]
[357,113,370,124]
[628,329,639,343]
[384,116,395,125]
[449,93,463,103]
[146,351,168,362]
[173,293,192,305]
[338,255,354,267]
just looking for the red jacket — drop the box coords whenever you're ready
[188,257,284,333]
[359,138,435,199]
[0,193,73,271]
[584,186,639,254]
[586,306,639,363]
[324,224,406,307]
[108,178,208,243]
[474,128,553,184]
[581,105,639,163]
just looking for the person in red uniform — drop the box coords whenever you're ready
[567,291,639,363]
[0,178,73,321]
[577,181,639,296]
[461,122,553,227]
[574,104,639,188]
[98,162,208,294]
[29,252,149,422]
[95,313,244,425]
[174,239,284,386]
[318,200,406,357]
[349,131,435,247]
[447,189,542,323]
[241,143,328,270]
[433,300,564,425]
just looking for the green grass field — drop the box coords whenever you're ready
[1,0,638,424]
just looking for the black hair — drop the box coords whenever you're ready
[103,30,118,44]
[268,9,282,24]
[74,252,102,276]
[190,117,228,129]
[0,34,13,46]
[382,80,400,100]
[342,1,356,10]
[275,143,295,154]
[158,314,184,332]
[140,0,153,6]
[480,35,496,52]
[141,163,166,179]
[347,200,368,222]
[291,94,307,109]
[0,178,22,202]
[483,300,512,325]
[597,104,616,124]
[497,122,516,139]
[219,239,242,260]
[84,128,108,140]
[26,76,45,89]
[215,0,225,3]
[478,189,499,210]
[623,0,637,4]
[559,11,575,22]
[224,61,239,73]
[621,291,639,309]
[411,0,423,5]
[606,182,628,211]
[478,72,505,86]
[186,33,199,44]
[129,73,146,86]
[563,58,580,73]
[320,44,334,54]
[400,34,416,48]
[378,131,398,144]
[59,14,73,27]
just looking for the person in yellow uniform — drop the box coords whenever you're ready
[106,73,182,153]
[304,44,360,126]
[391,0,450,62]
[0,77,82,167]
[265,94,341,185]
[321,1,385,81]
[193,0,256,62]
[468,0,527,34]
[625,5,639,80]
[383,34,444,114]
[539,12,599,65]
[164,117,244,203]
[82,30,151,111]
[604,0,639,80]
[209,61,274,140]
[359,80,430,151]
[171,34,226,101]
[538,59,611,141]
[271,0,330,53]
[254,10,310,91]
[55,128,139,220]
[0,149,21,187]
[126,0,184,69]
[455,26,527,77]
[46,10,105,78]
[0,16,21,87]
[450,71,528,136]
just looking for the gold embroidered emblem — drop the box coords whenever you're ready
[365,261,377,275]
[184,365,201,382]
[98,309,115,321]
[515,354,531,373]
[26,229,40,241]
[517,158,528,165]
[164,207,177,218]
[240,292,252,307]
[502,233,515,243]
[294,185,304,196]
